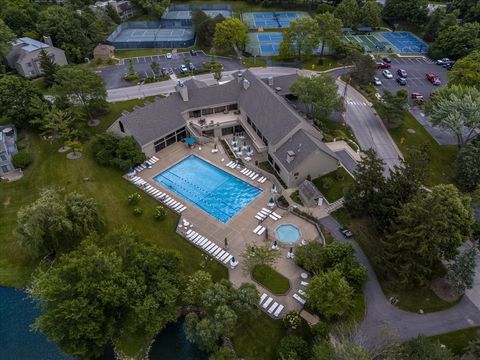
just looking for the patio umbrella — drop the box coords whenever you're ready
[247,146,253,156]
[214,143,218,149]
[184,137,196,145]
[242,141,248,150]
[268,197,275,207]
[271,184,277,193]
[231,136,236,145]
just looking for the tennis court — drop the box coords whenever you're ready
[343,31,428,54]
[242,11,309,29]
[246,32,283,56]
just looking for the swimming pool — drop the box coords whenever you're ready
[275,224,301,244]
[154,155,261,223]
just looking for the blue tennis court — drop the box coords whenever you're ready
[379,32,428,53]
[242,11,309,29]
[257,33,283,42]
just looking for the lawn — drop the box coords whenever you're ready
[388,111,457,186]
[252,265,290,295]
[302,56,347,71]
[241,57,267,68]
[313,167,355,203]
[290,190,303,206]
[428,327,480,355]
[330,208,457,313]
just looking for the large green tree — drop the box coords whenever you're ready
[192,9,224,49]
[401,336,457,359]
[315,12,342,57]
[446,247,477,295]
[132,0,170,18]
[426,84,480,147]
[359,0,383,28]
[38,49,59,86]
[383,0,428,25]
[334,0,359,28]
[0,75,44,128]
[456,142,480,192]
[91,133,146,171]
[1,6,35,36]
[428,22,480,60]
[306,270,353,320]
[53,66,107,119]
[350,53,377,87]
[213,18,248,51]
[279,17,319,60]
[0,18,15,58]
[449,50,480,89]
[374,89,408,128]
[290,74,343,122]
[384,184,474,286]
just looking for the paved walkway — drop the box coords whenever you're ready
[319,215,480,343]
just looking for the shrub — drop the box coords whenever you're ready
[12,151,33,169]
[154,206,167,220]
[128,193,141,205]
[283,311,302,330]
[92,134,146,171]
[311,321,330,341]
[277,335,309,360]
[133,207,143,216]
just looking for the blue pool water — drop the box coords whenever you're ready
[154,155,261,222]
[275,224,301,244]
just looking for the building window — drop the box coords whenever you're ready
[274,163,280,173]
[222,127,233,136]
[227,103,238,111]
[189,110,201,118]
[202,108,213,115]
[119,121,125,133]
[1,165,9,173]
[268,154,273,164]
[214,106,225,113]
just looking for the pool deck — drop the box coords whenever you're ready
[131,141,322,318]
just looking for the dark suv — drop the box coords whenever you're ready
[397,69,407,78]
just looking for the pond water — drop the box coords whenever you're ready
[0,286,207,360]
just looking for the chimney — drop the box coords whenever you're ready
[43,36,53,47]
[267,77,273,86]
[286,150,295,164]
[242,79,250,90]
[175,81,189,101]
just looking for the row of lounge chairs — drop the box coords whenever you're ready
[259,293,284,318]
[185,229,233,265]
[239,167,267,183]
[134,156,159,173]
[253,225,266,235]
[225,161,240,169]
[255,208,282,222]
[129,176,186,214]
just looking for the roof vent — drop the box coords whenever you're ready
[43,36,53,47]
[242,79,250,90]
[275,86,282,92]
[175,81,189,101]
[286,150,296,164]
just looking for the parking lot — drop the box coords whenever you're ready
[96,51,243,89]
[374,57,447,103]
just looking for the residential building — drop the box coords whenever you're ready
[109,70,339,187]
[0,126,17,176]
[6,37,67,78]
[91,1,135,21]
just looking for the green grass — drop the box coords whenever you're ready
[388,111,457,186]
[344,292,366,324]
[290,190,303,206]
[330,209,457,313]
[428,327,480,355]
[241,57,267,68]
[251,265,290,295]
[302,56,346,71]
[312,167,355,203]
[0,99,227,288]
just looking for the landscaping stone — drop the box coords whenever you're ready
[58,146,70,153]
[66,152,83,160]
[407,128,416,134]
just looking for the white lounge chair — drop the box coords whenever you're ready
[208,245,219,254]
[293,293,306,305]
[178,206,187,213]
[205,243,216,252]
[260,177,267,184]
[268,302,278,314]
[262,297,273,309]
[197,238,208,246]
[223,255,233,264]
[257,227,266,235]
[257,176,265,183]
[186,229,193,236]
[298,289,306,297]
[216,250,226,259]
[226,161,233,167]
[202,241,212,249]
[272,211,282,219]
[251,174,259,180]
[259,293,267,305]
[253,225,262,234]
[255,215,263,221]
[212,247,222,257]
[274,305,284,317]
[301,281,309,286]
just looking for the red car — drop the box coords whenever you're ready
[377,62,391,69]
[411,92,424,99]
[426,73,441,85]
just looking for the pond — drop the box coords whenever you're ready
[0,286,207,360]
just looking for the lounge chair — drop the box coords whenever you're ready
[274,305,284,317]
[272,211,282,219]
[220,252,231,262]
[255,215,263,221]
[293,293,306,305]
[253,225,262,234]
[268,302,278,314]
[257,176,265,183]
[251,174,259,180]
[205,243,216,252]
[226,161,233,167]
[301,281,309,286]
[259,293,267,305]
[257,227,266,235]
[223,255,233,264]
[178,206,187,213]
[216,250,226,259]
[202,241,212,249]
[212,247,222,257]
[262,297,273,309]
[260,177,267,184]
[208,245,219,254]
[298,289,306,297]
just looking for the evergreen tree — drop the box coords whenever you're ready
[446,247,477,295]
[39,49,59,87]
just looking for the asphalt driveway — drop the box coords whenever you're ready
[96,51,244,89]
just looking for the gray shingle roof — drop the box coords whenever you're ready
[273,129,338,172]
[299,180,321,200]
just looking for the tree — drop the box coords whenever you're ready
[424,8,446,42]
[334,0,359,28]
[132,0,170,19]
[359,1,382,28]
[0,76,44,128]
[350,53,377,87]
[428,23,480,60]
[38,49,59,86]
[277,336,310,360]
[306,270,353,320]
[213,18,248,51]
[53,66,107,119]
[449,50,480,89]
[279,17,319,60]
[290,74,343,121]
[315,12,342,58]
[455,142,480,191]
[446,247,477,295]
[344,149,386,217]
[0,18,15,58]
[374,89,408,128]
[383,0,428,25]
[192,10,224,49]
[426,85,480,147]
[209,347,235,360]
[91,133,146,171]
[150,61,160,77]
[64,192,103,240]
[243,244,280,273]
[1,6,36,36]
[400,336,457,359]
[384,184,474,286]
[31,107,78,143]
[105,3,122,24]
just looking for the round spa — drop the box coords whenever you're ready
[275,224,302,244]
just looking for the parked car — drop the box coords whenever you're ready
[396,77,407,85]
[443,61,455,70]
[382,57,392,63]
[426,73,441,85]
[340,227,353,239]
[188,62,196,70]
[382,69,393,79]
[436,57,450,65]
[411,92,424,99]
[377,61,391,69]
[373,77,382,86]
[189,49,197,56]
[166,52,172,59]
[161,67,168,76]
[180,64,188,73]
[397,69,407,78]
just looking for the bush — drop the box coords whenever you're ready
[277,335,309,360]
[128,193,141,205]
[92,134,146,171]
[154,206,167,220]
[283,311,302,330]
[311,321,330,341]
[133,207,143,216]
[12,151,32,169]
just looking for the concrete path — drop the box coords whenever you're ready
[319,215,480,343]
